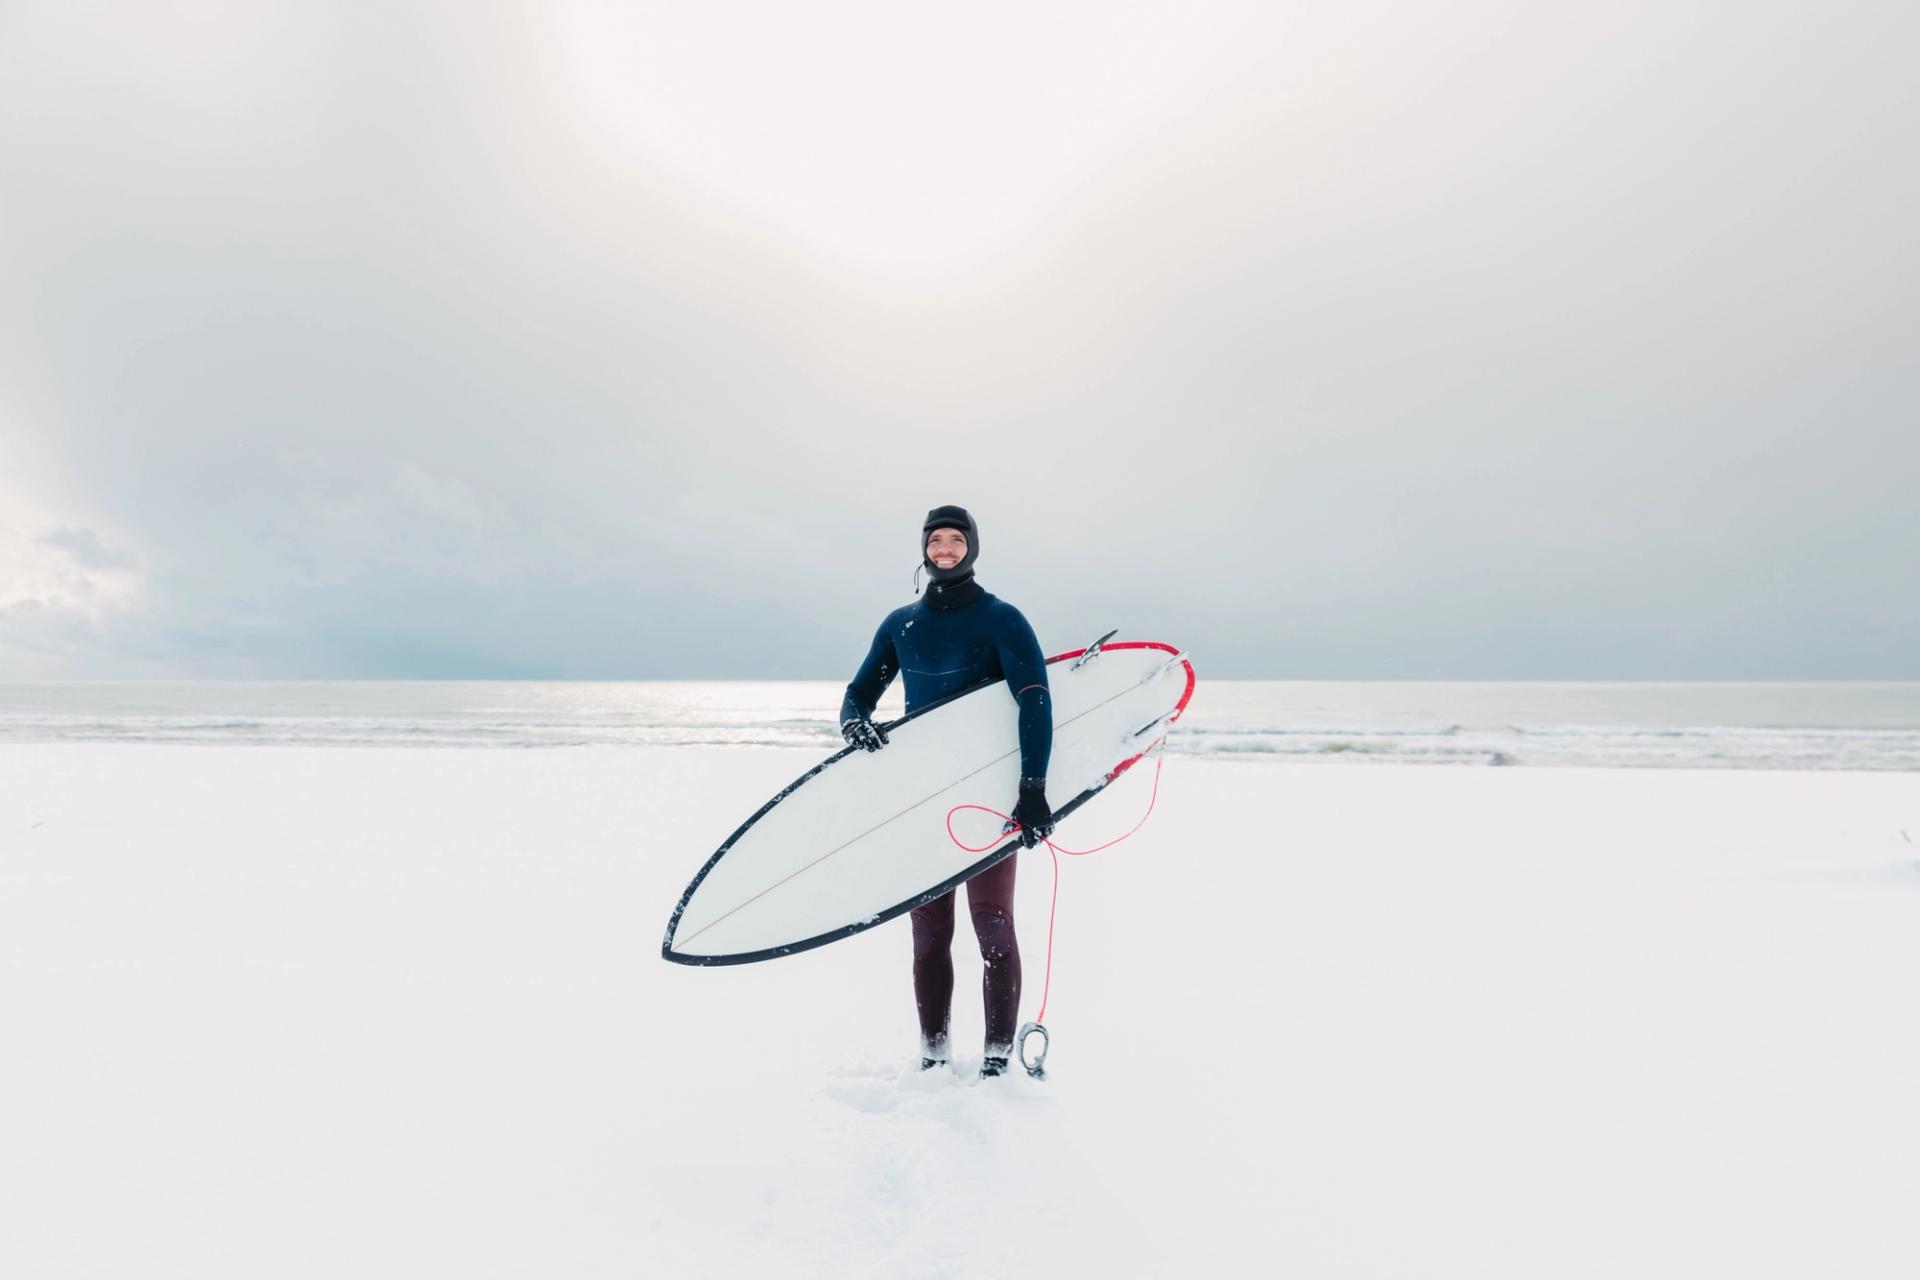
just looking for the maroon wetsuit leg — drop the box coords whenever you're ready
[966,853,1022,1052]
[911,854,1023,1056]
[910,890,956,1055]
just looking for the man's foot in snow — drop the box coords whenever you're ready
[920,1056,949,1072]
[980,1056,1010,1078]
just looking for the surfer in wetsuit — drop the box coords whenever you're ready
[839,505,1054,1079]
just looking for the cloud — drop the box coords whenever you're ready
[1,0,1915,678]
[0,469,147,673]
[37,526,133,571]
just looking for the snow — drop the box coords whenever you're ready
[3,744,1917,1277]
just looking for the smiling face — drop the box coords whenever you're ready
[925,527,969,570]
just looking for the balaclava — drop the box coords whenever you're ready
[920,504,982,609]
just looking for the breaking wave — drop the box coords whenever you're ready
[4,682,1916,770]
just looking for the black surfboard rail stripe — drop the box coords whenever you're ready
[660,641,1196,967]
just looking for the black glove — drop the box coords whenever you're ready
[841,716,889,753]
[1006,777,1054,848]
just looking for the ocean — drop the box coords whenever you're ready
[3,680,1919,770]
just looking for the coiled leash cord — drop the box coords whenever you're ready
[943,746,1167,1079]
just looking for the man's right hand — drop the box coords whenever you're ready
[841,716,890,753]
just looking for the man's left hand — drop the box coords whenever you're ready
[1005,777,1054,848]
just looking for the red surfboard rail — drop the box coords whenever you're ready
[1044,640,1196,783]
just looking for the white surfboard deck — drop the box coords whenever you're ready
[662,638,1196,965]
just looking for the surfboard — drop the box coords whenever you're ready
[661,636,1196,965]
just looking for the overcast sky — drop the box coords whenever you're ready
[2,0,1914,680]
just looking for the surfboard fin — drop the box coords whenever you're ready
[1130,709,1175,740]
[1140,648,1191,687]
[1071,629,1119,671]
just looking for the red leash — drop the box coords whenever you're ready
[943,749,1166,1025]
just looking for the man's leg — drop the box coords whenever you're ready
[910,891,957,1061]
[966,854,1022,1056]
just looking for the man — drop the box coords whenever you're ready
[839,505,1054,1078]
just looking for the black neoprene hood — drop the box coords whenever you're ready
[921,505,978,583]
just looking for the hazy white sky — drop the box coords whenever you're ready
[2,0,1915,679]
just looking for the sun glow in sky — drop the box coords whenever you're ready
[552,2,1269,274]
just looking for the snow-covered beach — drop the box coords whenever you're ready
[4,743,1917,1278]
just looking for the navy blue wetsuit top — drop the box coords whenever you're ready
[840,592,1052,783]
